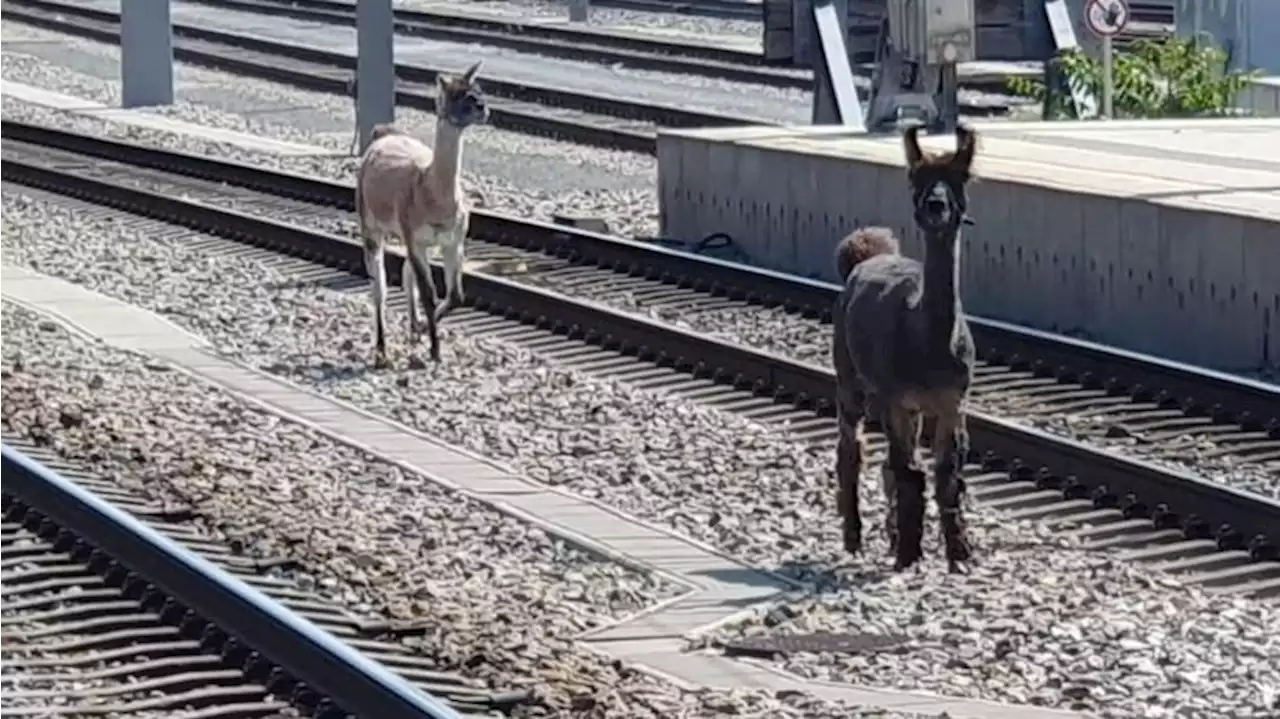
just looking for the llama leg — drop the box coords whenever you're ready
[402,254,421,340]
[362,233,390,368]
[835,399,864,556]
[406,236,441,362]
[933,407,973,572]
[884,413,922,553]
[884,404,926,571]
[434,234,465,323]
[880,464,898,555]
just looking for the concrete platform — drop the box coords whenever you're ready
[657,119,1280,373]
[0,264,1090,718]
[0,79,344,156]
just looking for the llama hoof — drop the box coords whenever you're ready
[945,538,973,565]
[841,525,862,555]
[373,353,392,370]
[893,542,924,571]
[893,553,922,572]
[947,559,972,575]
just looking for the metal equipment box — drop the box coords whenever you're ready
[888,0,978,65]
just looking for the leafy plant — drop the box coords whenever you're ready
[1006,34,1262,120]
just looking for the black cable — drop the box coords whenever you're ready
[633,231,753,265]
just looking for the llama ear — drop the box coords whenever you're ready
[902,126,924,171]
[952,125,977,174]
[436,73,451,93]
[461,60,483,84]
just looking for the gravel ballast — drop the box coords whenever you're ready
[1,23,662,238]
[0,300,683,687]
[6,20,1279,716]
[6,180,1280,718]
[2,231,937,719]
[705,570,1279,719]
[398,0,765,43]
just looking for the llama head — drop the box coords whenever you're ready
[437,60,489,129]
[903,124,977,236]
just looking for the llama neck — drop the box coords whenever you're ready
[427,118,466,189]
[921,229,963,350]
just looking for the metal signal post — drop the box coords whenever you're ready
[1085,0,1131,119]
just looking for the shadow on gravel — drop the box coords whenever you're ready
[263,276,367,294]
[260,359,374,383]
[773,559,897,594]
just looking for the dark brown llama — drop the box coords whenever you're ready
[832,125,978,573]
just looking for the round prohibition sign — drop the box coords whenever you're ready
[1085,0,1131,38]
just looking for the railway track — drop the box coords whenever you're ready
[178,0,1174,73]
[0,438,532,718]
[576,0,764,20]
[2,0,1023,158]
[3,121,1279,600]
[185,0,794,86]
[175,0,1028,97]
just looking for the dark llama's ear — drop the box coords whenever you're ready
[952,124,977,177]
[461,60,483,85]
[902,126,925,171]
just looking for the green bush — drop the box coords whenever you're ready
[1006,35,1261,119]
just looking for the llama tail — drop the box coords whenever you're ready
[835,226,900,280]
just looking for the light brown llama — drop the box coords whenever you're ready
[355,61,488,366]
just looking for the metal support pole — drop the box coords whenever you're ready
[1101,34,1114,118]
[568,0,590,22]
[933,62,959,134]
[120,0,174,108]
[810,0,864,129]
[357,0,396,153]
[1043,0,1097,118]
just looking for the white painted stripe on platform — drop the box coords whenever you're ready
[0,265,210,352]
[1,79,107,111]
[1,79,341,157]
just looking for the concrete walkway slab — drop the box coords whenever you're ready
[1,265,1091,718]
[1,79,342,157]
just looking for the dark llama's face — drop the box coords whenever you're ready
[902,125,977,236]
[438,60,489,129]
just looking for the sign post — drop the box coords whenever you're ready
[1084,0,1130,119]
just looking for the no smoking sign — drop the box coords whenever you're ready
[1085,0,1131,38]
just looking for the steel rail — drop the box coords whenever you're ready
[169,0,1036,98]
[0,3,649,155]
[3,0,770,130]
[259,0,772,65]
[4,137,1278,567]
[2,0,1015,157]
[585,0,764,20]
[1,444,465,719]
[182,0,812,90]
[7,117,1274,433]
